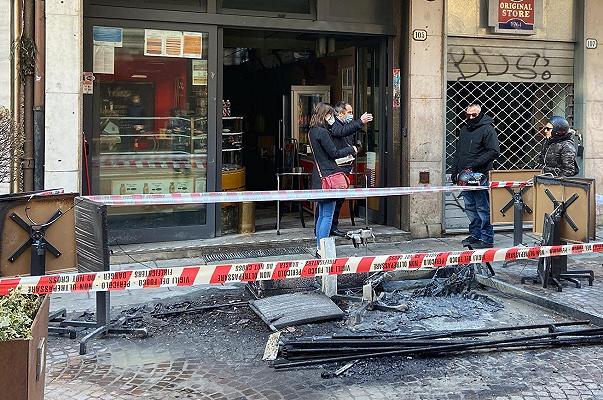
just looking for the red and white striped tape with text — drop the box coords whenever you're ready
[1,241,600,296]
[84,181,531,206]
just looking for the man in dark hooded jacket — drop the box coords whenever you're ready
[539,115,578,177]
[319,101,372,237]
[451,104,500,249]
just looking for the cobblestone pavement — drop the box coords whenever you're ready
[45,232,603,400]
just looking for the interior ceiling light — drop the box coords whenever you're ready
[131,74,148,79]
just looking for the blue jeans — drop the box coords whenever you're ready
[316,200,336,249]
[462,188,494,244]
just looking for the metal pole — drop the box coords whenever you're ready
[513,192,523,246]
[33,0,45,190]
[276,174,280,235]
[319,236,337,297]
[22,0,35,191]
[10,0,23,193]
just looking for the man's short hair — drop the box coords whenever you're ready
[466,104,482,112]
[334,101,348,115]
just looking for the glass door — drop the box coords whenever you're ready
[356,40,387,224]
[84,20,218,244]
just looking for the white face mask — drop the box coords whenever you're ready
[326,115,335,126]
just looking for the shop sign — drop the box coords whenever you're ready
[144,29,203,59]
[494,0,535,34]
[82,72,95,95]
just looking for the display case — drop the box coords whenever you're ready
[98,115,208,199]
[222,116,244,170]
[221,116,246,234]
[290,85,330,154]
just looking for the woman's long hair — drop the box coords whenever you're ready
[310,102,333,129]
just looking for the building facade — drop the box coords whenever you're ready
[1,0,601,243]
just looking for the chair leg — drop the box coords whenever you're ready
[299,201,306,228]
[349,200,355,226]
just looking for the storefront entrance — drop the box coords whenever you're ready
[220,30,387,234]
[82,2,393,244]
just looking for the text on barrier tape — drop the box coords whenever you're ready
[1,241,601,296]
[85,181,530,206]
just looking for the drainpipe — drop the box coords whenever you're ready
[10,0,23,193]
[22,0,35,191]
[33,0,45,190]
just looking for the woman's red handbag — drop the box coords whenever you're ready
[308,133,351,190]
[321,171,350,190]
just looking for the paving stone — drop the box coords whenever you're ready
[44,231,603,399]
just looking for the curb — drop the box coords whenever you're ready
[475,274,603,327]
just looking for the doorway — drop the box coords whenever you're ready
[219,29,387,234]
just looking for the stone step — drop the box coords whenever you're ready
[110,226,412,265]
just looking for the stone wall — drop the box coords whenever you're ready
[44,0,83,192]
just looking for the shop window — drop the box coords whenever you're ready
[89,0,207,12]
[219,0,313,18]
[92,26,210,230]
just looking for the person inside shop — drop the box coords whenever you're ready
[124,93,146,151]
[451,103,500,249]
[327,101,373,237]
[538,115,579,177]
[309,102,358,258]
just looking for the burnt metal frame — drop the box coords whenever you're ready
[50,291,148,355]
[521,191,594,292]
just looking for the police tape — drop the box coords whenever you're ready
[85,181,530,206]
[2,241,601,296]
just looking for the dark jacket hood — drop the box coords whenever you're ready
[548,131,573,145]
[467,114,494,131]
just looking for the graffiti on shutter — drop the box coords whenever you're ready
[447,37,574,83]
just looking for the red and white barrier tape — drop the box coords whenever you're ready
[98,160,206,170]
[85,181,530,206]
[2,241,600,296]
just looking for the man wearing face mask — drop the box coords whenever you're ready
[327,101,373,237]
[451,104,500,249]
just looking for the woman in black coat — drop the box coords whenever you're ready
[308,102,357,254]
[539,115,578,177]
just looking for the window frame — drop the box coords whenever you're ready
[217,0,316,20]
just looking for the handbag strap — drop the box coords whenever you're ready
[307,131,324,179]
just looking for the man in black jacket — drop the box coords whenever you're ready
[538,116,579,177]
[328,101,372,236]
[451,104,500,249]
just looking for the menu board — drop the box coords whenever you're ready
[144,29,203,59]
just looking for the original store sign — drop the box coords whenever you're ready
[490,0,537,35]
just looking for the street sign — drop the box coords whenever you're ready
[586,38,598,49]
[413,29,427,41]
